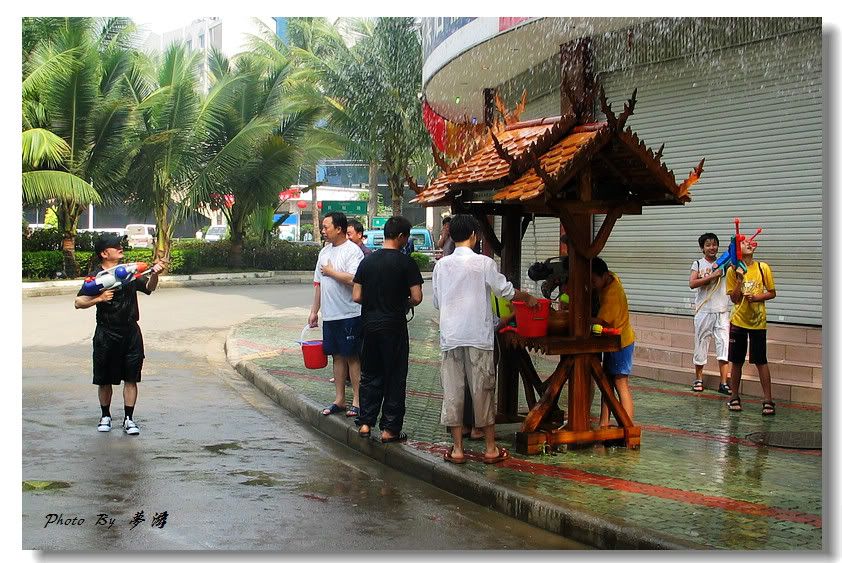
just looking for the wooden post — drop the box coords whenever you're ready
[565,169,593,432]
[497,210,523,420]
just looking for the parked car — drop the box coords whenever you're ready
[365,227,434,257]
[204,225,229,242]
[409,227,435,257]
[125,224,156,248]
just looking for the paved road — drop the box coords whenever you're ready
[22,284,583,551]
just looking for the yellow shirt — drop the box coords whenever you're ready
[726,261,775,330]
[597,273,635,348]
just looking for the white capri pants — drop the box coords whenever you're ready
[693,311,730,366]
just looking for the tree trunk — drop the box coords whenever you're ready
[58,200,82,278]
[367,160,378,227]
[312,183,321,244]
[153,205,172,272]
[388,174,403,217]
[228,209,245,269]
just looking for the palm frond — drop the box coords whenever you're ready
[22,128,70,170]
[22,170,101,205]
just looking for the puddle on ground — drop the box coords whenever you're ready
[23,480,71,491]
[204,442,243,454]
[230,470,284,487]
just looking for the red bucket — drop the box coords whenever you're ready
[299,326,328,369]
[511,298,551,338]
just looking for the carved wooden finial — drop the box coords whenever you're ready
[432,143,451,173]
[654,143,665,161]
[617,88,637,130]
[490,130,516,167]
[599,86,617,131]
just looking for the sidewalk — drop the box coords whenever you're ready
[22,270,318,298]
[226,304,823,550]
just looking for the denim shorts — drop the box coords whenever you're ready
[603,342,635,378]
[322,316,363,357]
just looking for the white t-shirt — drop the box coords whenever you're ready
[432,247,516,351]
[314,240,364,321]
[691,257,730,314]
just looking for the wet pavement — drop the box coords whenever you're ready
[229,298,823,550]
[22,287,584,550]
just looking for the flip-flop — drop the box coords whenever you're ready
[346,406,360,417]
[443,448,466,464]
[483,447,510,464]
[321,403,346,416]
[380,431,407,443]
[359,425,371,438]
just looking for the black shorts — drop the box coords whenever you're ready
[92,323,145,385]
[727,324,767,365]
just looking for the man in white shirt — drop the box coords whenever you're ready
[689,232,731,394]
[309,212,365,418]
[433,214,538,465]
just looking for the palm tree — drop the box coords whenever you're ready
[294,17,430,217]
[23,17,139,276]
[191,40,341,267]
[121,43,209,267]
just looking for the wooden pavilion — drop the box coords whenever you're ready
[413,87,705,454]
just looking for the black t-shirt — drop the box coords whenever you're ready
[353,249,424,332]
[77,264,152,328]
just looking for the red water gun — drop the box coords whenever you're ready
[713,218,761,274]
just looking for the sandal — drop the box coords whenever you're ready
[321,403,346,416]
[346,406,360,418]
[718,383,732,395]
[762,401,776,416]
[483,447,510,464]
[358,424,371,438]
[727,397,742,412]
[692,380,704,392]
[443,447,466,464]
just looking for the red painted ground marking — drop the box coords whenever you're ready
[414,442,822,528]
[631,384,822,411]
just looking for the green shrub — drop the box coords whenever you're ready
[410,251,431,271]
[22,239,320,280]
[22,251,65,279]
[22,228,62,252]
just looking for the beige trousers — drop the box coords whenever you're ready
[439,347,496,428]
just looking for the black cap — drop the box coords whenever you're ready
[94,234,123,254]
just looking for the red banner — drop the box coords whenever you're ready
[423,101,447,153]
[499,17,530,32]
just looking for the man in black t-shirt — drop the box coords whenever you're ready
[352,216,423,442]
[75,235,164,435]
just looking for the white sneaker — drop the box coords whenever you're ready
[123,418,140,436]
[97,416,112,432]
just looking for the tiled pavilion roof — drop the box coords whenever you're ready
[413,94,703,211]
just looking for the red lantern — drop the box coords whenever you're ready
[316,201,323,210]
[296,200,307,209]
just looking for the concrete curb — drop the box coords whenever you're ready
[224,327,711,551]
[23,270,434,298]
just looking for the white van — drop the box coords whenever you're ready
[125,224,156,248]
[204,225,229,242]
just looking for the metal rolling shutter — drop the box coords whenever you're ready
[520,216,562,294]
[594,28,822,325]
